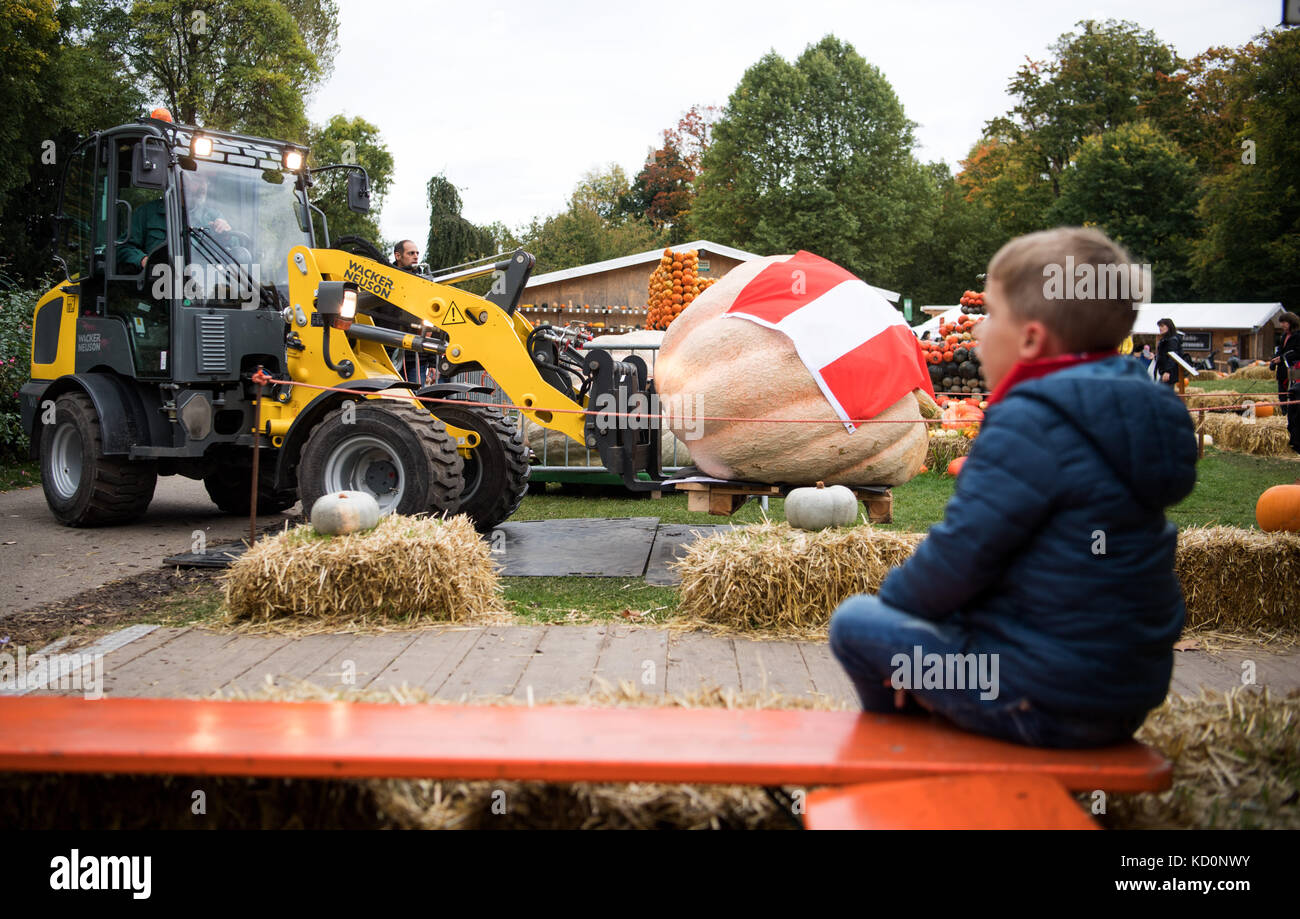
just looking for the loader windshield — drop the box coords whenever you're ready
[181,160,312,298]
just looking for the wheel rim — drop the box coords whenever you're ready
[321,435,405,513]
[49,423,83,500]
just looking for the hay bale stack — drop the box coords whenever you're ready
[1195,413,1293,456]
[1177,527,1300,631]
[674,521,922,632]
[1228,362,1275,380]
[223,514,500,626]
[1105,688,1300,830]
[1184,390,1247,412]
[925,430,971,471]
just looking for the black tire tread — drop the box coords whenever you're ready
[44,392,157,527]
[433,403,530,531]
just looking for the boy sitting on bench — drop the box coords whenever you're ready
[830,227,1198,748]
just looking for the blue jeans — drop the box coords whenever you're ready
[828,594,1146,749]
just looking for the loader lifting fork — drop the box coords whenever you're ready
[22,114,668,532]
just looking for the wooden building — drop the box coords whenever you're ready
[517,240,760,333]
[1132,303,1286,366]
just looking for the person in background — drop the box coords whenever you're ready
[1268,312,1300,417]
[393,240,420,272]
[1137,344,1155,375]
[1155,318,1186,386]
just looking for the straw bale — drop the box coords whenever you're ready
[1183,389,1247,412]
[1227,362,1276,380]
[925,430,971,471]
[222,514,500,626]
[1176,526,1300,632]
[1104,688,1300,829]
[1195,413,1293,456]
[674,521,922,632]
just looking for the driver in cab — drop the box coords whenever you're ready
[117,170,230,271]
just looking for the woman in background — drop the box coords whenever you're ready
[1269,312,1300,417]
[1155,319,1186,387]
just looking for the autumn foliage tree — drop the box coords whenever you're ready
[622,105,716,243]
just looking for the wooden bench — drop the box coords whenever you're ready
[0,697,1168,799]
[804,774,1101,830]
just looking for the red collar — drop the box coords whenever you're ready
[986,351,1117,406]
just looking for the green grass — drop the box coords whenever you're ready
[0,459,38,493]
[502,577,680,624]
[1169,448,1298,529]
[1186,377,1282,396]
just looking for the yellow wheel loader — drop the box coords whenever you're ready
[22,117,666,530]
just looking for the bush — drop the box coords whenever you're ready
[0,286,41,461]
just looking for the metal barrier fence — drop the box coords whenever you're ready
[441,343,689,476]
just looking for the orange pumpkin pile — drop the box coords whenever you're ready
[959,289,986,315]
[646,248,716,331]
[920,310,987,398]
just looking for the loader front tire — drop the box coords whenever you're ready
[40,392,157,527]
[432,403,530,532]
[203,462,297,516]
[297,401,464,519]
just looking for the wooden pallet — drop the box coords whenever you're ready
[672,479,893,523]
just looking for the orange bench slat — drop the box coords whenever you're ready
[804,774,1101,830]
[0,697,1171,791]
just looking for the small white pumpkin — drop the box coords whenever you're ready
[311,490,381,536]
[784,481,859,531]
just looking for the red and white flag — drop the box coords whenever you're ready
[725,251,934,431]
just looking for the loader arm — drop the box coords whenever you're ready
[272,246,666,492]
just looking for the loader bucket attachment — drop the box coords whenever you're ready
[582,349,666,492]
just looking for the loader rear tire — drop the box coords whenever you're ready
[40,392,157,527]
[203,462,297,516]
[432,403,530,531]
[297,401,464,519]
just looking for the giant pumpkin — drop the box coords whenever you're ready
[653,255,930,485]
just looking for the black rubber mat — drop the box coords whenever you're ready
[489,517,661,577]
[643,524,734,586]
[162,542,249,568]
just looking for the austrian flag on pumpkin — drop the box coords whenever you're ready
[723,251,934,432]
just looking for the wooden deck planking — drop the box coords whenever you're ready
[38,626,188,696]
[373,627,485,693]
[589,625,670,694]
[436,626,547,699]
[798,641,858,704]
[300,632,422,692]
[735,640,816,696]
[513,625,610,701]
[223,634,357,694]
[103,630,290,697]
[665,632,739,695]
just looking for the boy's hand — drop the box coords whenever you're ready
[1161,372,1170,382]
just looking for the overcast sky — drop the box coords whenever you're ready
[305,0,1285,248]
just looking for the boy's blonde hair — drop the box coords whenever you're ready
[988,227,1148,352]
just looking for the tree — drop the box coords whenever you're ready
[964,19,1180,240]
[1192,28,1300,309]
[1141,45,1248,174]
[622,105,717,242]
[307,115,393,245]
[425,174,495,271]
[693,35,938,286]
[125,0,324,141]
[1051,122,1201,301]
[521,165,663,273]
[898,163,1003,308]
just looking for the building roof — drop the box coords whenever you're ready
[911,302,1286,340]
[525,240,900,302]
[1132,303,1284,335]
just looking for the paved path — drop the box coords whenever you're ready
[21,625,1300,703]
[0,479,297,617]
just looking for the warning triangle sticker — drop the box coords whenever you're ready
[445,303,466,325]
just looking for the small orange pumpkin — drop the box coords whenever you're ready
[946,456,967,476]
[1256,484,1300,532]
[1255,403,1275,418]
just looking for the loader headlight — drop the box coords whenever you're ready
[316,281,359,328]
[191,134,213,158]
[283,149,304,172]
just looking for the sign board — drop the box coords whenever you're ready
[1181,331,1211,351]
[903,297,912,322]
[698,260,710,272]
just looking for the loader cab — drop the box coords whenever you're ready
[51,120,316,383]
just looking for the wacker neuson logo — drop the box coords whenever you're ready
[49,850,151,899]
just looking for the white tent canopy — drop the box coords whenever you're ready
[1132,303,1284,335]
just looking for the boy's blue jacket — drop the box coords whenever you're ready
[877,355,1198,715]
